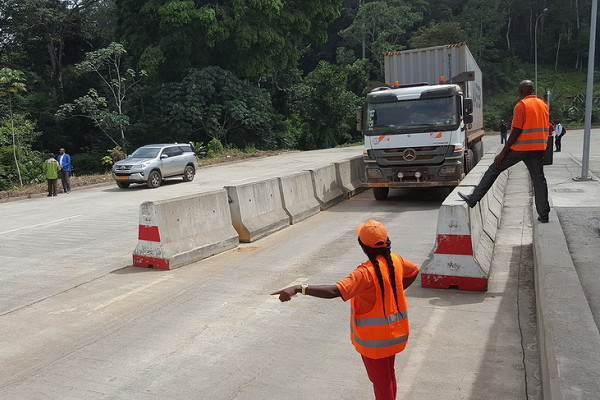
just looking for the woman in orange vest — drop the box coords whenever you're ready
[459,79,551,222]
[272,219,419,400]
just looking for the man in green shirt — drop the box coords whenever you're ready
[43,153,59,197]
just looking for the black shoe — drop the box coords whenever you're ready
[47,194,52,197]
[537,216,549,223]
[458,191,477,208]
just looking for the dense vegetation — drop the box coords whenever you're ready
[1,0,599,189]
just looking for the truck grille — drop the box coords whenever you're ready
[372,146,449,166]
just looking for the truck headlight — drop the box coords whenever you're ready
[440,166,457,176]
[367,169,383,179]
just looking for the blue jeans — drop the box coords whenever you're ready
[470,150,550,219]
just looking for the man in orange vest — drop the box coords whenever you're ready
[459,80,551,222]
[272,219,419,400]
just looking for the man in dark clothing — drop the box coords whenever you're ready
[458,80,551,223]
[57,147,71,193]
[499,120,508,144]
[554,121,566,152]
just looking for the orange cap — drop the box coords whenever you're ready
[356,219,388,248]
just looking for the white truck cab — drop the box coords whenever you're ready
[359,82,482,199]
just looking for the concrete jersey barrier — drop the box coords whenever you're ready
[132,189,239,270]
[308,164,345,210]
[278,171,321,224]
[421,150,509,291]
[226,178,290,242]
[335,156,366,199]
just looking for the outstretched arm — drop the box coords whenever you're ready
[271,285,341,302]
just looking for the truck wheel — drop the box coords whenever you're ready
[116,182,130,189]
[147,170,162,188]
[465,149,474,173]
[373,187,389,200]
[183,165,195,182]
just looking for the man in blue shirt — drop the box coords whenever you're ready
[58,147,71,193]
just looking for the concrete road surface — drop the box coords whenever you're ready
[1,135,541,399]
[0,147,362,315]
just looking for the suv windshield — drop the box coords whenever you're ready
[130,147,160,158]
[366,96,458,133]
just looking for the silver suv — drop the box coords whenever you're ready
[112,144,198,188]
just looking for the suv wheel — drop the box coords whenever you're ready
[183,165,195,182]
[147,170,162,188]
[116,181,130,189]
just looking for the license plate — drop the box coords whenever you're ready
[117,176,129,180]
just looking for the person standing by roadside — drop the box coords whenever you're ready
[458,80,551,223]
[554,121,566,152]
[57,147,71,193]
[499,120,508,144]
[42,153,59,197]
[271,219,419,400]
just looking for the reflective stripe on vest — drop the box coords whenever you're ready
[353,310,408,327]
[350,325,409,349]
[350,253,410,359]
[511,96,549,151]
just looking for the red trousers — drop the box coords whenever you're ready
[361,354,397,400]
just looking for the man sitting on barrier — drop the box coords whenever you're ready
[458,80,551,223]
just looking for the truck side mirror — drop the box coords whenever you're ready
[463,98,473,124]
[356,107,363,131]
[464,98,473,114]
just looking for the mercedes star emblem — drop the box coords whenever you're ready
[402,148,417,161]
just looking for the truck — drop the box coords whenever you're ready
[357,43,484,200]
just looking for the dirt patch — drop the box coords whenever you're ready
[0,149,292,202]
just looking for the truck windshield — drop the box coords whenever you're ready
[366,96,458,133]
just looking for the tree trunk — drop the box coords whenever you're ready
[529,2,534,61]
[46,36,64,100]
[9,99,23,187]
[506,15,512,51]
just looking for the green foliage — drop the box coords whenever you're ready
[155,66,285,149]
[100,146,126,168]
[71,151,107,175]
[189,141,207,157]
[409,21,467,48]
[289,61,361,150]
[57,43,145,147]
[0,68,27,96]
[57,88,128,146]
[339,0,424,72]
[0,115,43,189]
[206,138,224,158]
[118,0,343,80]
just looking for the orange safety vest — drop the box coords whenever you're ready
[511,95,549,151]
[350,254,410,359]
